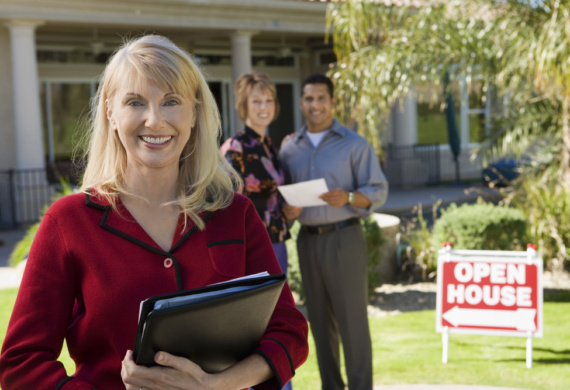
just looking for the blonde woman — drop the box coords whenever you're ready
[221,73,290,284]
[0,35,308,390]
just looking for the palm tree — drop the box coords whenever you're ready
[326,0,570,266]
[328,0,570,186]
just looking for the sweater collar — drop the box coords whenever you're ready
[85,191,212,256]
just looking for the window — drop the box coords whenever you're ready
[40,82,93,162]
[268,83,296,149]
[37,49,112,64]
[317,50,336,67]
[207,80,233,142]
[252,55,295,67]
[416,77,490,148]
[195,54,296,68]
[462,79,489,144]
[416,81,461,146]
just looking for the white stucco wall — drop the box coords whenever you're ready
[0,25,16,170]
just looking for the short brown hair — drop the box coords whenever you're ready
[234,72,280,123]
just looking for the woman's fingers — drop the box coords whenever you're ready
[121,350,212,389]
[154,351,192,371]
[155,351,212,388]
[121,350,148,389]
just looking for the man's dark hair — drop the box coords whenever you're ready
[301,73,334,98]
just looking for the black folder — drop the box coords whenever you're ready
[133,273,286,372]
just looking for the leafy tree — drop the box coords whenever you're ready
[327,0,570,187]
[327,0,570,267]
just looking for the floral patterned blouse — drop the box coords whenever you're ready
[221,126,290,243]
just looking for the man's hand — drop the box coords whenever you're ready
[319,188,349,207]
[282,204,302,220]
[319,188,371,208]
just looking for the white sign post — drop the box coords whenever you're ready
[436,243,543,368]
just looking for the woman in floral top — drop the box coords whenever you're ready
[220,72,291,287]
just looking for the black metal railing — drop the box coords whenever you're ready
[0,169,56,229]
[0,160,85,228]
[382,144,441,188]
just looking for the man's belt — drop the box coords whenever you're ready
[300,217,360,235]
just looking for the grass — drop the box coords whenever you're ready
[1,288,569,389]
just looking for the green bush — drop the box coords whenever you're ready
[361,214,385,298]
[285,221,304,301]
[286,216,384,303]
[507,170,570,271]
[431,198,529,251]
[402,202,441,280]
[9,223,40,267]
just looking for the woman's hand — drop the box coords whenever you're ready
[121,350,214,390]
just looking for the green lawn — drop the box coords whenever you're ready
[1,288,569,390]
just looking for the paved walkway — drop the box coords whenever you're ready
[377,182,502,218]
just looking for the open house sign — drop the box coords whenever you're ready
[436,243,543,368]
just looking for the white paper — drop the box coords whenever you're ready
[278,178,329,207]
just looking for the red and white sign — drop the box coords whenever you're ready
[436,245,543,338]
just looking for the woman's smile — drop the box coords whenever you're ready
[141,135,174,146]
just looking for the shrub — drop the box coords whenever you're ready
[9,223,40,267]
[431,198,529,251]
[401,202,441,280]
[507,171,570,271]
[285,221,304,301]
[402,199,529,281]
[361,214,385,298]
[286,216,384,303]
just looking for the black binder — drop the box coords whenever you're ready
[133,273,286,372]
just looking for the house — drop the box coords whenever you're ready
[0,0,486,227]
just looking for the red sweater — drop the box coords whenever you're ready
[0,192,308,390]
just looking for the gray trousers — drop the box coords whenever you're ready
[297,223,373,390]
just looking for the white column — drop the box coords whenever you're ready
[404,91,418,145]
[391,90,417,146]
[230,30,256,132]
[4,19,45,170]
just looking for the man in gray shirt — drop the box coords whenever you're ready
[279,74,388,390]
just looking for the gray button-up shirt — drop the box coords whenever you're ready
[278,118,388,226]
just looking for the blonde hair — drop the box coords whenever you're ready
[80,34,238,229]
[234,72,280,123]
